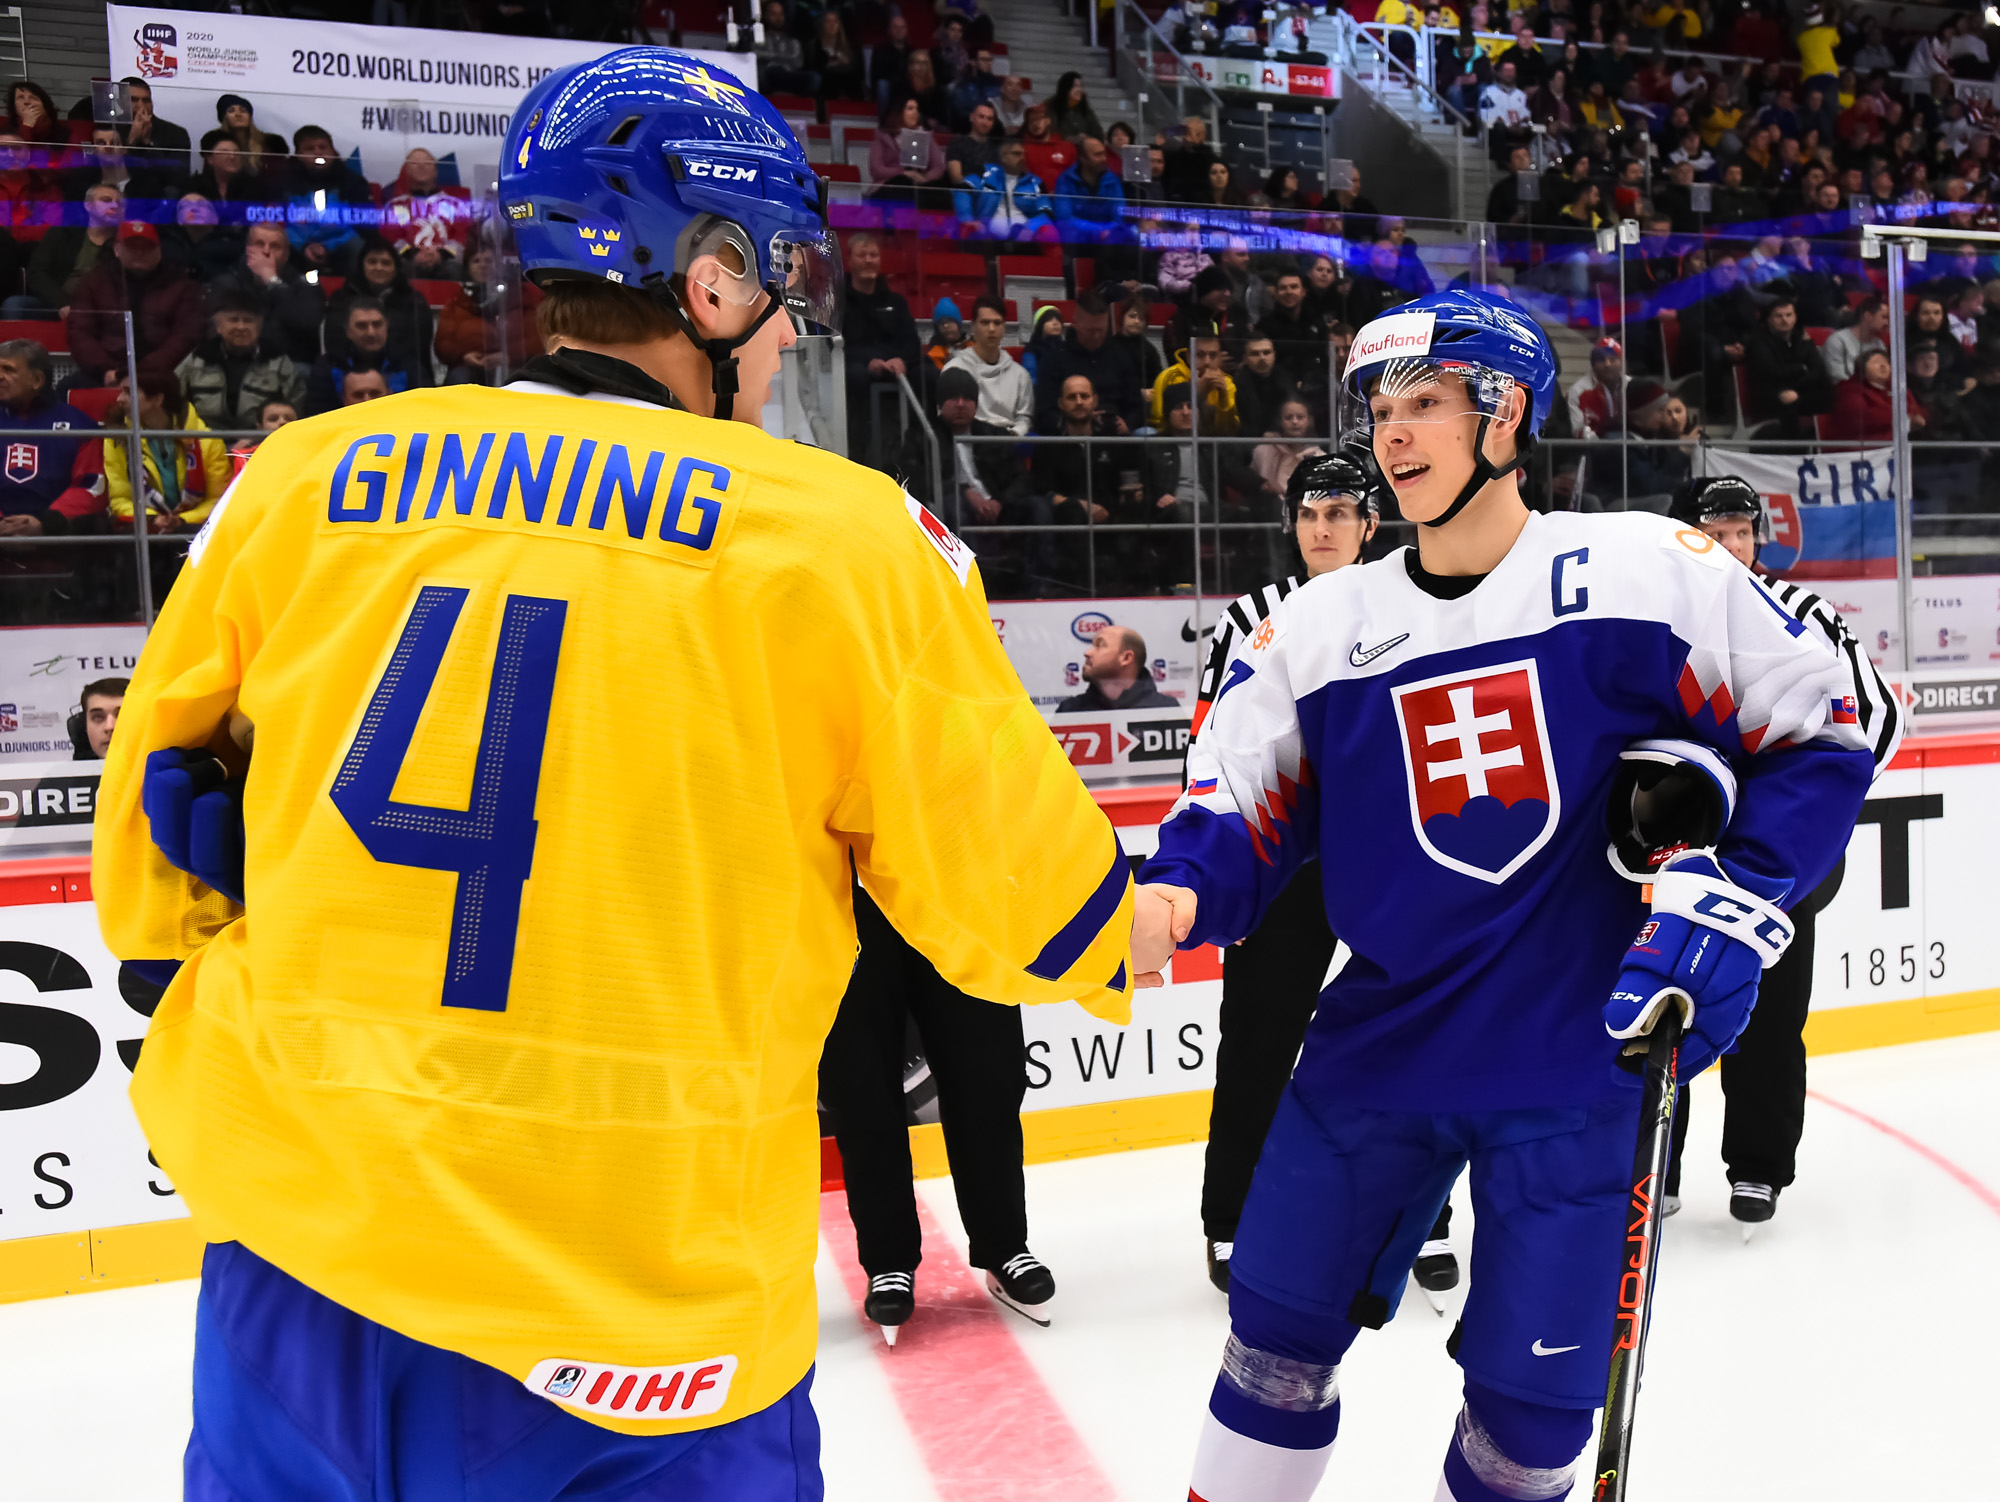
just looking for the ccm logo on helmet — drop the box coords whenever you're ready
[680,157,759,183]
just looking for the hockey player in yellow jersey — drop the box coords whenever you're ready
[92,49,1179,1501]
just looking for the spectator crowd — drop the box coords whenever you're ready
[8,0,2000,609]
[1452,0,2000,465]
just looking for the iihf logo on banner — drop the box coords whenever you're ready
[134,23,178,79]
[1391,659,1561,884]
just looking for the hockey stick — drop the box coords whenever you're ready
[1591,1005,1684,1502]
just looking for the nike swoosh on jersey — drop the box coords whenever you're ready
[1530,1339,1581,1356]
[1349,633,1410,668]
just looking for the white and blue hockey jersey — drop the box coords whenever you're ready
[1141,510,1881,1112]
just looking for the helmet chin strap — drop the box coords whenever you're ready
[655,277,790,421]
[1420,410,1534,530]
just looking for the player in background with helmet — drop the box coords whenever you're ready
[95,50,1164,1502]
[1662,475,1902,1230]
[1126,288,1878,1502]
[1195,443,1458,1307]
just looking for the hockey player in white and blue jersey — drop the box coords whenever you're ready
[1128,289,1879,1502]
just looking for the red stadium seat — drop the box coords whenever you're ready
[826,100,876,120]
[1805,325,1831,346]
[1656,309,1682,378]
[411,279,461,310]
[1072,259,1095,293]
[918,250,989,282]
[0,319,65,354]
[996,253,1062,280]
[67,386,119,421]
[1147,302,1175,326]
[820,163,862,183]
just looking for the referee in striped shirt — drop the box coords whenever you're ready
[1664,476,1903,1229]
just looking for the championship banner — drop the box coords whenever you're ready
[0,627,145,763]
[1693,445,1897,580]
[106,5,754,186]
[991,597,1225,712]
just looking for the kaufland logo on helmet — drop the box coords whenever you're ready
[1345,312,1437,377]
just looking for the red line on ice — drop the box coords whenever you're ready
[1808,1089,2000,1217]
[819,1189,1119,1501]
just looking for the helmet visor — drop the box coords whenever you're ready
[1335,356,1524,447]
[771,228,842,333]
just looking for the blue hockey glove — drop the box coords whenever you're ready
[1603,853,1793,1077]
[142,747,246,904]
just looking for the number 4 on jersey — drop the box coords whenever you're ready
[331,585,567,1012]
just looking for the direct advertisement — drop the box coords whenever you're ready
[105,5,753,185]
[0,627,145,763]
[1048,707,1195,784]
[992,597,1229,712]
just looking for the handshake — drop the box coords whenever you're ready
[1130,882,1200,990]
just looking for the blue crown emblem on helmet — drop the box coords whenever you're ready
[497,47,840,329]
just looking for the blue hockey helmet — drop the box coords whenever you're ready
[1337,288,1559,527]
[500,48,840,411]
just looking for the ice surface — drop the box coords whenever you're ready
[4,1034,1993,1499]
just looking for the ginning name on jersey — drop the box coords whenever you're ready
[326,430,738,565]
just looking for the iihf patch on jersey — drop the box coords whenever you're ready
[1391,658,1560,883]
[905,491,974,585]
[525,1353,738,1419]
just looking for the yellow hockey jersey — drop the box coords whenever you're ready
[93,381,1134,1435]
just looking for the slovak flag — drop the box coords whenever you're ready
[1187,778,1218,796]
[1831,694,1858,725]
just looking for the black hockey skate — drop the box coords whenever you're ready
[983,1251,1056,1327]
[1730,1181,1778,1241]
[1205,1239,1233,1294]
[865,1270,915,1347]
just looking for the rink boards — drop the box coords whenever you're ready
[1,736,1996,1302]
